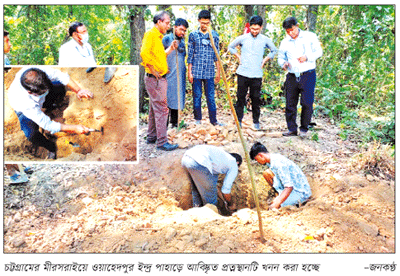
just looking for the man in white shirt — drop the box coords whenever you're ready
[59,22,96,67]
[181,145,242,213]
[59,22,116,83]
[8,67,93,159]
[278,17,323,138]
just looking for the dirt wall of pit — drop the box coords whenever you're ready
[4,67,138,161]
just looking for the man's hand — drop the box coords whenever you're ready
[282,62,290,71]
[223,193,231,203]
[188,71,194,84]
[73,125,90,134]
[61,124,90,134]
[297,55,307,63]
[234,53,241,65]
[147,64,161,80]
[262,169,274,186]
[268,187,293,210]
[76,89,93,100]
[214,71,221,84]
[269,198,281,210]
[166,40,178,55]
[261,57,271,68]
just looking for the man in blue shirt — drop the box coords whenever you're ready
[278,17,323,138]
[187,10,223,126]
[250,142,312,209]
[181,145,242,212]
[229,15,277,130]
[162,18,189,128]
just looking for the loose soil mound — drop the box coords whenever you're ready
[3,67,138,161]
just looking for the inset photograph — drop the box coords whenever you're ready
[4,66,138,162]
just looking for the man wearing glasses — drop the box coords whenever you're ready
[7,67,93,159]
[278,17,323,138]
[187,10,224,126]
[141,11,179,151]
[59,22,96,67]
[228,15,277,130]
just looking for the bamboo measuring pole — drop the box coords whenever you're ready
[207,28,265,241]
[173,28,183,131]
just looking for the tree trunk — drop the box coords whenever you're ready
[256,5,267,34]
[69,5,73,18]
[128,5,147,112]
[307,5,319,32]
[244,5,254,23]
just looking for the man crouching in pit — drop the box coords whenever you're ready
[250,142,311,209]
[181,145,242,214]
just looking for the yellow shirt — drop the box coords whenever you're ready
[140,27,168,75]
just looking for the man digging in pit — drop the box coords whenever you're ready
[250,142,311,209]
[7,67,93,159]
[181,145,242,214]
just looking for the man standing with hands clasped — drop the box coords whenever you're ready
[141,11,179,151]
[187,10,224,126]
[162,18,189,129]
[228,15,277,130]
[278,17,322,138]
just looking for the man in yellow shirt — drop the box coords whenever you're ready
[141,11,179,151]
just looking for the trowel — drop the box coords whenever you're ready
[69,141,80,148]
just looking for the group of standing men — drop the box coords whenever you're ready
[140,9,322,211]
[140,10,322,151]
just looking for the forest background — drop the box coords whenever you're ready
[3,4,395,147]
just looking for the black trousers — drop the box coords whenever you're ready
[168,108,178,127]
[234,74,262,124]
[284,70,316,132]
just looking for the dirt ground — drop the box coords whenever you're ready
[3,106,395,253]
[3,66,138,161]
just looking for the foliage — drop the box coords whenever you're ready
[190,5,395,145]
[4,5,395,145]
[4,5,131,65]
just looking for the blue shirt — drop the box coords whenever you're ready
[187,29,219,79]
[184,145,239,194]
[269,153,311,198]
[278,29,322,74]
[228,32,277,78]
[4,54,10,65]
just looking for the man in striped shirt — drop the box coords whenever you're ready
[187,10,223,126]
